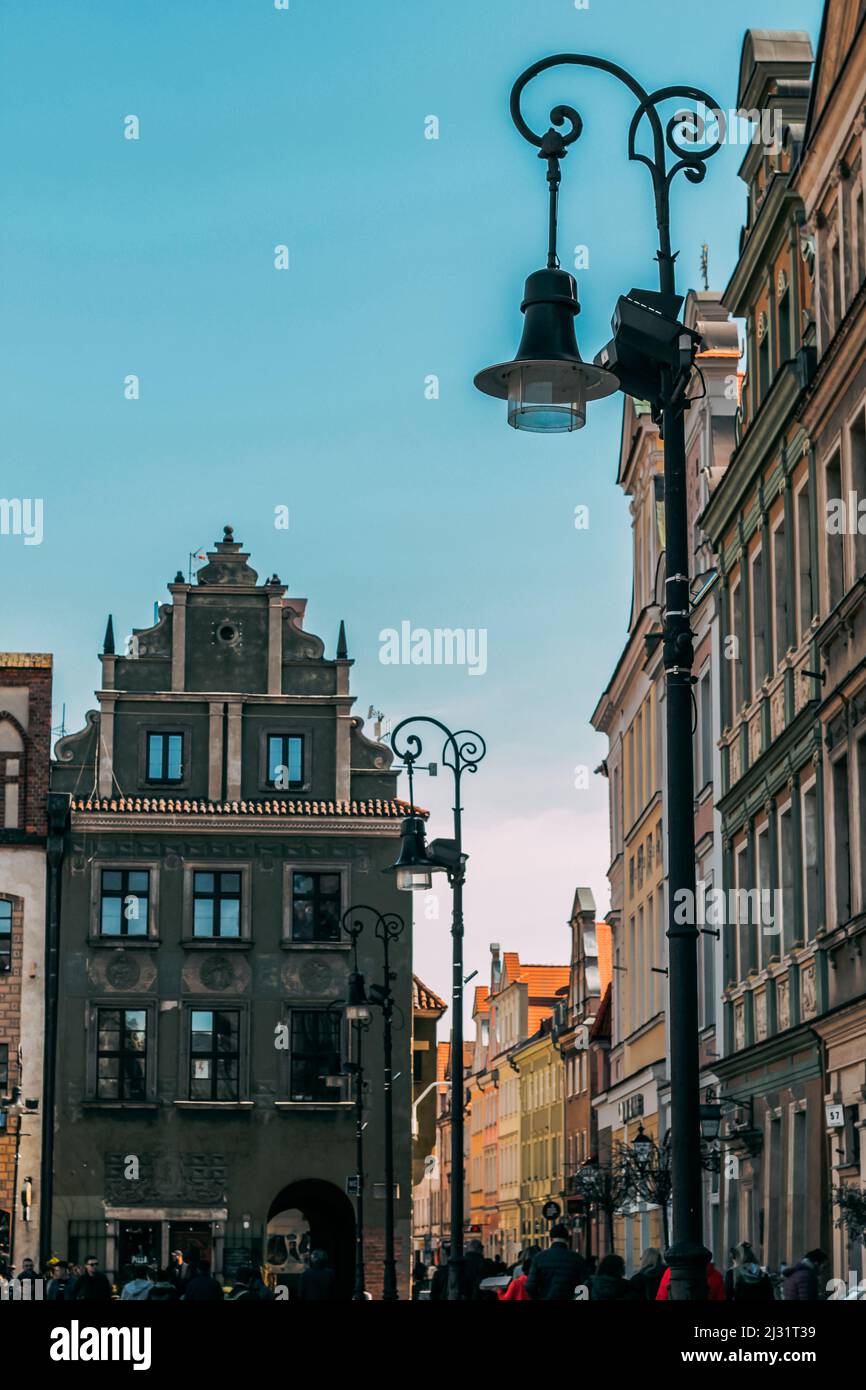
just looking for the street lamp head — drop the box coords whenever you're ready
[386,815,435,892]
[699,1102,723,1145]
[474,267,619,432]
[345,971,372,1024]
[632,1122,653,1169]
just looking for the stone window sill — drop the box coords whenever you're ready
[274,1101,353,1112]
[173,1101,254,1110]
[280,940,351,951]
[82,1101,160,1110]
[180,938,252,950]
[88,936,161,949]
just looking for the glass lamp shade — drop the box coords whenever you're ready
[475,267,619,432]
[632,1126,653,1167]
[346,1003,372,1023]
[699,1103,723,1144]
[396,866,433,892]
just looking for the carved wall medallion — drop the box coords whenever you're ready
[106,953,142,990]
[299,957,333,994]
[200,955,235,992]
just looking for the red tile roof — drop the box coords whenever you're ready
[597,923,613,996]
[436,1042,450,1082]
[71,795,421,819]
[590,983,612,1041]
[473,986,491,1015]
[413,975,447,1015]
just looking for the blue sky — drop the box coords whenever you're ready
[0,0,822,1012]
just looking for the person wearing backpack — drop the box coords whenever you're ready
[724,1242,775,1302]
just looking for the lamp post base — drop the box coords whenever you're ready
[664,1240,709,1300]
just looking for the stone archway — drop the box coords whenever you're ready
[267,1179,355,1300]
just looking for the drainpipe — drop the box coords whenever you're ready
[39,792,69,1270]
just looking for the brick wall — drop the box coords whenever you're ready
[0,896,24,1242]
[362,1231,409,1300]
[0,654,53,838]
[0,654,53,1259]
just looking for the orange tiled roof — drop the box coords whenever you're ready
[473,986,490,1014]
[500,953,569,998]
[413,975,447,1014]
[436,1042,450,1082]
[71,795,421,819]
[597,923,613,995]
[519,965,570,996]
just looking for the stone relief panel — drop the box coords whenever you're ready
[105,1151,227,1206]
[281,952,349,1001]
[800,961,817,1020]
[87,950,158,992]
[754,989,767,1042]
[181,953,252,994]
[777,975,790,1032]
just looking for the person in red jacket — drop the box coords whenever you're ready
[498,1246,540,1301]
[655,1248,726,1300]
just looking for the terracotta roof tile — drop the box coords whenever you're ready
[498,953,568,998]
[596,922,613,995]
[71,795,422,819]
[436,1042,450,1082]
[473,986,491,1015]
[413,975,447,1014]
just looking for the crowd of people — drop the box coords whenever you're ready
[412,1226,834,1302]
[0,1249,277,1301]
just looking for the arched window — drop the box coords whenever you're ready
[0,715,26,830]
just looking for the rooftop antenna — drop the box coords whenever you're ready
[188,545,207,584]
[700,242,709,292]
[51,703,67,739]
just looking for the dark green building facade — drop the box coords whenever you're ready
[49,528,414,1298]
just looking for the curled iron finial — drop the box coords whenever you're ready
[508,54,723,292]
[390,715,487,790]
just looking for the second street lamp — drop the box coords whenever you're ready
[386,715,486,1301]
[341,904,405,1302]
[475,54,724,1300]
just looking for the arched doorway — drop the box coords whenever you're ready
[267,1180,355,1300]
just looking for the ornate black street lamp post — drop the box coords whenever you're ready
[386,716,486,1301]
[341,905,405,1302]
[340,914,373,1301]
[475,55,724,1300]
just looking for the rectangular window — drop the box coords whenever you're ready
[146,732,184,784]
[778,290,791,362]
[833,754,851,924]
[757,824,770,970]
[267,735,304,790]
[826,449,845,608]
[731,579,745,712]
[291,872,342,942]
[100,869,149,938]
[193,871,241,938]
[702,874,716,1029]
[751,548,766,693]
[772,519,788,667]
[0,1042,8,1091]
[859,738,866,913]
[802,782,819,939]
[779,805,794,953]
[849,408,866,581]
[0,900,11,972]
[697,668,712,789]
[189,1009,240,1101]
[734,844,751,980]
[796,483,813,639]
[290,1011,341,1102]
[96,1008,147,1102]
